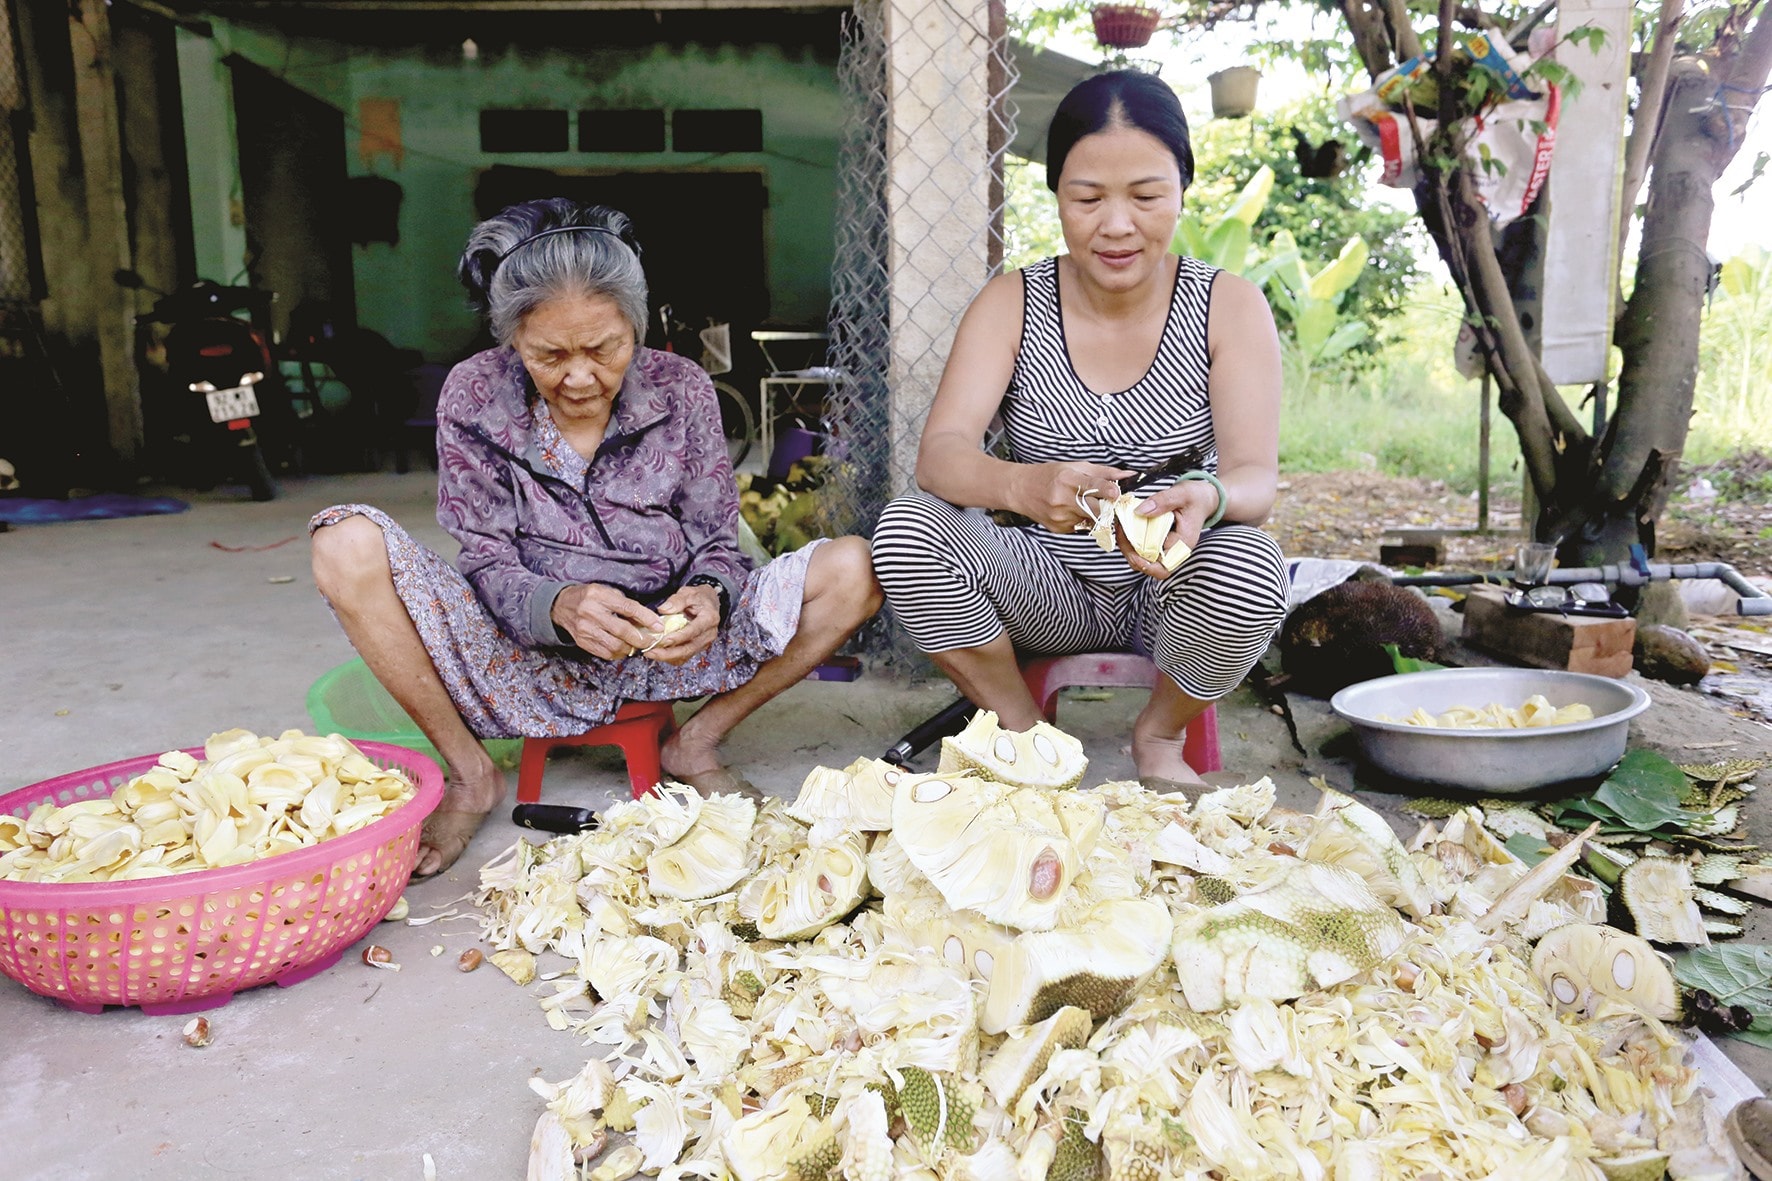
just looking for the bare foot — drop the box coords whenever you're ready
[660,726,723,781]
[414,751,505,879]
[1131,728,1205,790]
[660,728,762,802]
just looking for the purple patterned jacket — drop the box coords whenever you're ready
[434,345,750,648]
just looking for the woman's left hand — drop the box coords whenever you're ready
[1116,479,1221,580]
[641,583,722,665]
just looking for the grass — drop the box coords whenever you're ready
[1280,284,1525,492]
[1284,275,1772,496]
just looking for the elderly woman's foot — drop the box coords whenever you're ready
[414,752,505,879]
[1132,728,1206,793]
[661,729,764,802]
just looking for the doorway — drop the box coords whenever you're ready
[473,165,770,391]
[229,58,355,340]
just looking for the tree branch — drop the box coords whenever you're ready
[1381,0,1425,61]
[1720,0,1772,97]
[1337,0,1404,79]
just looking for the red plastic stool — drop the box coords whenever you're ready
[516,700,678,802]
[1020,652,1221,773]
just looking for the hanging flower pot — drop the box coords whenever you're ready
[1092,4,1162,50]
[1207,66,1261,118]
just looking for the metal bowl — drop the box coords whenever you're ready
[1329,667,1652,793]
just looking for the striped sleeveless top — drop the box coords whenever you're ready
[1002,254,1220,483]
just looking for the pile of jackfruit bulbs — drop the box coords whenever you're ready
[480,711,1719,1181]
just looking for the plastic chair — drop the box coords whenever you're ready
[516,700,678,803]
[1019,652,1221,773]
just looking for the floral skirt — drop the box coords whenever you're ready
[309,504,823,738]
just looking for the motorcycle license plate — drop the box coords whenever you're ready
[205,385,261,424]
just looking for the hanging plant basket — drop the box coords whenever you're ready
[1207,66,1261,118]
[1092,4,1162,50]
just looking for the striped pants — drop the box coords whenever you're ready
[872,491,1289,701]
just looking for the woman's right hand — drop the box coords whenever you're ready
[551,584,662,661]
[1018,460,1136,535]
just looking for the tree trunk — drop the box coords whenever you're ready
[1574,12,1772,566]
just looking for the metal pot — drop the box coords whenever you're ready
[1329,667,1652,793]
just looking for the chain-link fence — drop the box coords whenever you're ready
[819,0,1020,659]
[0,0,34,303]
[821,0,1018,536]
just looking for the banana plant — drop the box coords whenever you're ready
[1171,165,1274,275]
[1249,228,1371,369]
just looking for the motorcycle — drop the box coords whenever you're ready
[122,274,281,501]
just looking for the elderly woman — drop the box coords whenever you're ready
[310,199,881,876]
[871,70,1289,789]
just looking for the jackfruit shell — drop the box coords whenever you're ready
[1047,1110,1104,1181]
[1301,787,1434,918]
[884,883,1017,986]
[1618,856,1709,945]
[754,830,870,942]
[980,1004,1094,1109]
[893,1065,976,1156]
[787,759,899,834]
[786,765,855,828]
[841,758,905,830]
[1593,1152,1672,1181]
[1170,859,1405,1012]
[980,896,1172,1034]
[1530,922,1682,1022]
[936,710,1088,791]
[647,794,757,900]
[892,772,1078,931]
[721,1093,836,1181]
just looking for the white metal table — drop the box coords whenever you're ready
[752,330,832,467]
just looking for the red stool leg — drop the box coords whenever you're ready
[516,737,555,804]
[1020,657,1061,722]
[1183,704,1222,773]
[620,710,675,799]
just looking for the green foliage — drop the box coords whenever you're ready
[1689,247,1772,464]
[1552,750,1697,835]
[1278,283,1526,492]
[1254,228,1373,372]
[1674,944,1772,1048]
[1170,165,1274,272]
[1186,96,1423,336]
[1004,157,1065,269]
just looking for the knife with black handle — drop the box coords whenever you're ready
[511,803,600,834]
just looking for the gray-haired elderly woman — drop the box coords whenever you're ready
[309,199,881,877]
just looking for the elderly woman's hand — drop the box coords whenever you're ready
[640,583,720,666]
[551,584,663,660]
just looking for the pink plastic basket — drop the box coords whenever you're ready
[0,741,442,1015]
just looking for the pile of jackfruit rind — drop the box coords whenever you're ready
[477,711,1735,1181]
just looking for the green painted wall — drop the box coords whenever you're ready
[179,21,841,361]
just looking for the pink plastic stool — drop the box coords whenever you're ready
[1020,652,1221,773]
[517,700,678,802]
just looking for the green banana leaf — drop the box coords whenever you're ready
[1222,165,1275,228]
[1307,236,1370,303]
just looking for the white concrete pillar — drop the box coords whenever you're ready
[883,0,996,496]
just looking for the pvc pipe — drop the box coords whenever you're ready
[1391,561,1772,615]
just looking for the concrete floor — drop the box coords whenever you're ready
[3,470,1771,1179]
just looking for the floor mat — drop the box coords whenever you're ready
[0,493,190,524]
